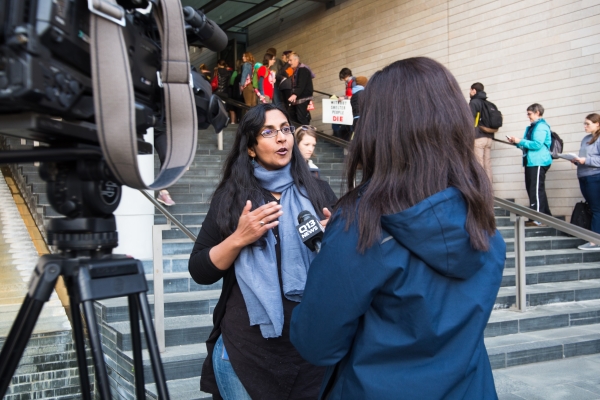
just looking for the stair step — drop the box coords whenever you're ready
[162,239,194,256]
[107,314,213,351]
[504,248,600,269]
[143,254,198,275]
[162,226,201,240]
[502,236,585,252]
[146,377,212,399]
[154,211,209,226]
[96,290,221,323]
[498,225,571,239]
[119,343,208,385]
[487,298,600,338]
[500,262,600,287]
[485,322,600,369]
[145,272,222,294]
[495,278,600,309]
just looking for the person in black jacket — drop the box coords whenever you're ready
[188,103,337,400]
[469,82,494,182]
[288,53,314,125]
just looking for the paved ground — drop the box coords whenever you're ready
[494,354,600,399]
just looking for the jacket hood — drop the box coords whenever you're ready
[380,187,490,280]
[472,90,487,101]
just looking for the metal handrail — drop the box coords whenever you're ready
[139,190,197,241]
[494,197,600,244]
[494,197,600,312]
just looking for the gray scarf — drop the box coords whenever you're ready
[234,162,318,338]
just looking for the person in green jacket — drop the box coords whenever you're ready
[507,103,553,226]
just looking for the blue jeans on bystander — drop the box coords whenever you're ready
[579,173,600,234]
[213,335,252,400]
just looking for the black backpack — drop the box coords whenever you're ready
[549,131,563,159]
[479,100,503,131]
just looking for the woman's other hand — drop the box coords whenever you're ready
[209,200,282,271]
[320,208,332,228]
[233,200,282,247]
[507,136,521,144]
[572,156,586,165]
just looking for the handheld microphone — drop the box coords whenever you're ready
[296,211,324,253]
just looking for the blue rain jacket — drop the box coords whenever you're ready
[516,118,552,167]
[290,187,506,399]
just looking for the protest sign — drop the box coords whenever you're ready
[322,99,353,125]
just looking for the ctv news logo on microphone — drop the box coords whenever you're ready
[299,219,319,239]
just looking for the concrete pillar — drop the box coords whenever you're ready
[113,128,155,259]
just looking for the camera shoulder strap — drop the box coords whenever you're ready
[89,0,198,190]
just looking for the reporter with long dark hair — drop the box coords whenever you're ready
[290,57,506,399]
[188,103,336,400]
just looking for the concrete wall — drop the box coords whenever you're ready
[244,0,600,217]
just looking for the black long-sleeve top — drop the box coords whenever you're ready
[291,67,313,100]
[189,180,337,400]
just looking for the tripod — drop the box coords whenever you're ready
[0,153,169,399]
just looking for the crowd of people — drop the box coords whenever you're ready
[200,48,316,127]
[470,83,600,250]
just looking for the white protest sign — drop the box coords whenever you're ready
[322,99,353,125]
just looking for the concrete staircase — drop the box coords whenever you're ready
[4,127,600,398]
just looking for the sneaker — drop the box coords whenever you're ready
[157,191,175,206]
[525,221,545,227]
[578,242,600,251]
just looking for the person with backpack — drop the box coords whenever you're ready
[240,52,257,109]
[469,82,501,183]
[507,103,553,226]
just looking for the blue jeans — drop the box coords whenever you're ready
[213,335,252,400]
[579,173,600,234]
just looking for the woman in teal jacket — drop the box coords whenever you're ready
[290,57,505,400]
[507,104,553,225]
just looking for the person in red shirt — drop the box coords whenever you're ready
[256,53,276,103]
[339,67,356,98]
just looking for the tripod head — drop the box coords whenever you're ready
[0,144,123,255]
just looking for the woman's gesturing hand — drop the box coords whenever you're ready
[233,200,282,247]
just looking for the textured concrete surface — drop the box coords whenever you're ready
[494,354,600,400]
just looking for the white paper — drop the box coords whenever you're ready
[557,153,578,160]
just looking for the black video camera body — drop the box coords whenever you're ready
[0,0,227,145]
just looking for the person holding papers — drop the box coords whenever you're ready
[571,113,600,250]
[507,103,553,226]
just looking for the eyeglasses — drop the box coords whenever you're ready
[300,125,317,131]
[260,125,296,138]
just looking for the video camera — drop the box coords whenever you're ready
[0,0,228,149]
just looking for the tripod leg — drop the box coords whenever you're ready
[128,295,146,399]
[68,297,92,400]
[82,300,111,399]
[136,293,169,400]
[0,296,44,396]
[0,258,61,397]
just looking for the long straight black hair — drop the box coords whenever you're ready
[339,57,496,252]
[213,103,329,238]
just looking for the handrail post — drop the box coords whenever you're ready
[152,220,171,352]
[217,130,223,151]
[514,215,527,311]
